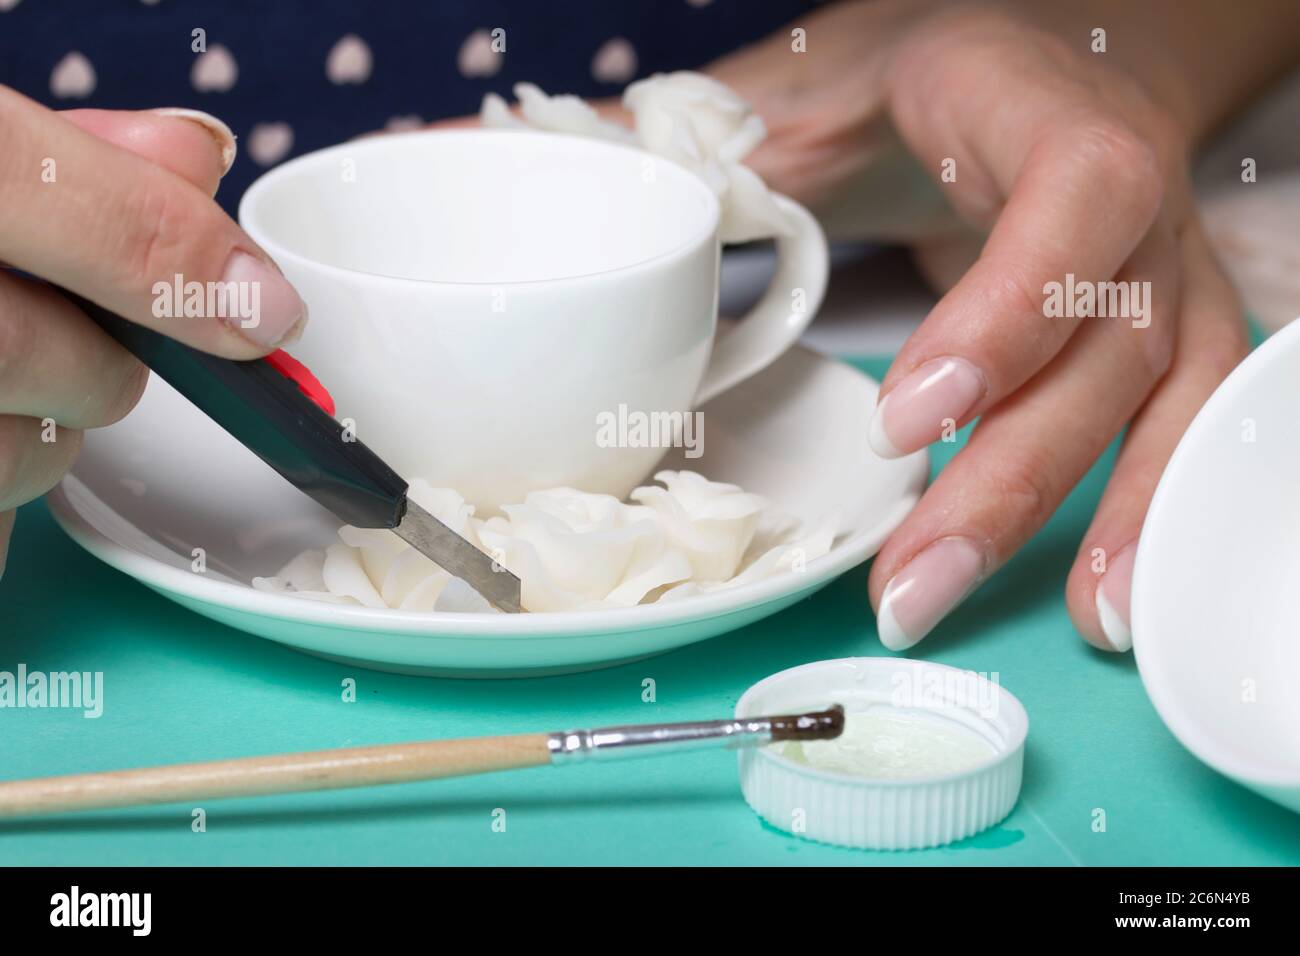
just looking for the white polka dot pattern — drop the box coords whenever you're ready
[191,44,238,93]
[326,34,372,85]
[591,37,637,84]
[50,51,96,99]
[457,29,503,78]
[247,121,294,166]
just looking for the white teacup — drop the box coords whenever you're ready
[239,129,828,510]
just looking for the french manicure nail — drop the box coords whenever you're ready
[151,107,238,175]
[1095,543,1136,652]
[868,357,987,458]
[876,536,988,651]
[221,250,309,348]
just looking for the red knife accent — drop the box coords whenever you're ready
[265,350,335,416]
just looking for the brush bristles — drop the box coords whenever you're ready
[768,704,845,742]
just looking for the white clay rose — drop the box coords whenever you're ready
[623,72,789,242]
[479,72,790,243]
[630,470,767,581]
[253,486,478,612]
[477,487,691,612]
[481,82,634,142]
[256,472,835,614]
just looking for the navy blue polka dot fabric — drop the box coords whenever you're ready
[0,0,816,212]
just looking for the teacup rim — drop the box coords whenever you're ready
[237,127,723,289]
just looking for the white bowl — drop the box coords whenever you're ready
[1133,318,1300,811]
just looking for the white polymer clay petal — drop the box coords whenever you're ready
[337,525,407,589]
[602,533,693,606]
[489,534,595,613]
[716,162,792,243]
[716,163,792,242]
[515,521,641,596]
[498,492,654,597]
[322,542,387,608]
[250,575,289,595]
[631,485,756,582]
[252,549,361,605]
[723,513,838,589]
[522,487,627,532]
[251,582,359,606]
[656,581,705,603]
[688,521,760,581]
[396,570,452,612]
[627,484,690,524]
[632,104,706,170]
[624,72,752,156]
[433,576,500,613]
[653,470,756,511]
[715,112,767,164]
[634,472,768,579]
[297,591,361,605]
[272,548,329,591]
[380,545,444,606]
[480,91,530,129]
[739,511,802,563]
[513,82,633,140]
[692,494,769,522]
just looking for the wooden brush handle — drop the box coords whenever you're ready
[0,734,553,819]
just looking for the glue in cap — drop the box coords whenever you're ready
[736,657,1028,851]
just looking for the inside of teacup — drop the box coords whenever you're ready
[242,129,718,284]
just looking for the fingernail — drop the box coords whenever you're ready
[876,536,988,651]
[151,107,237,176]
[868,357,987,458]
[1095,542,1136,652]
[221,250,309,348]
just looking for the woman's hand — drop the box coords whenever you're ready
[0,89,308,578]
[704,1,1259,652]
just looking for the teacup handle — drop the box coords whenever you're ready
[694,194,829,406]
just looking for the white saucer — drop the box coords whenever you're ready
[47,346,927,677]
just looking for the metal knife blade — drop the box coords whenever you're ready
[393,500,522,613]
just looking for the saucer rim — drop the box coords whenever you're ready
[46,348,928,640]
[47,480,920,639]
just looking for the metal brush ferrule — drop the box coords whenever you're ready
[547,717,776,765]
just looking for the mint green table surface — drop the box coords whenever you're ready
[2,355,1297,867]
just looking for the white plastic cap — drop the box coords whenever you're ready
[736,657,1028,850]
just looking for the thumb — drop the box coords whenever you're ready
[58,107,236,196]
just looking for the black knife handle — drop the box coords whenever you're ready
[62,289,408,530]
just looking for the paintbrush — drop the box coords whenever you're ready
[0,706,843,819]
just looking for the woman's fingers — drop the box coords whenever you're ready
[0,416,80,584]
[868,17,1168,459]
[0,509,14,579]
[58,107,236,196]
[1066,220,1249,651]
[0,273,147,428]
[868,224,1179,650]
[0,108,237,433]
[867,121,1164,459]
[0,86,303,358]
[0,98,259,584]
[0,415,82,513]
